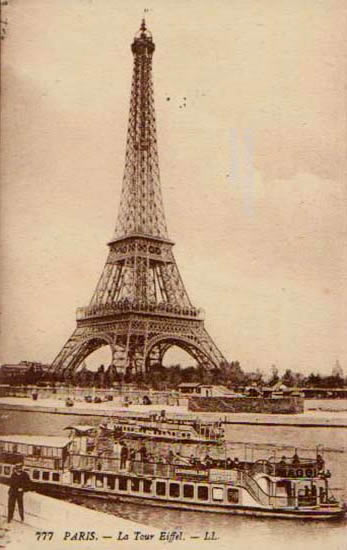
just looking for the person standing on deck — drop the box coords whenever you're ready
[7,464,31,523]
[120,443,128,469]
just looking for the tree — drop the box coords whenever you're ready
[332,360,343,379]
[269,365,279,386]
[282,369,295,387]
[225,361,246,386]
[105,364,118,387]
[306,373,322,387]
[95,364,105,388]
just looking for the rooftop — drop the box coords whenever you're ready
[0,435,70,448]
[64,425,96,433]
[178,383,201,388]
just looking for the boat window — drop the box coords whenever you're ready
[183,484,194,498]
[33,470,40,480]
[198,486,209,501]
[84,472,93,484]
[156,481,166,496]
[107,476,115,490]
[52,473,60,482]
[119,477,128,491]
[131,478,140,492]
[96,474,104,488]
[143,479,152,493]
[187,434,191,439]
[42,471,50,481]
[4,466,11,476]
[73,472,81,484]
[212,487,224,501]
[169,483,180,498]
[227,488,239,503]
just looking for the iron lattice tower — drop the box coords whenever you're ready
[51,21,225,378]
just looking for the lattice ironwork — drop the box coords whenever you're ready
[50,20,226,377]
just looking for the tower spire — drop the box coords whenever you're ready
[114,20,168,240]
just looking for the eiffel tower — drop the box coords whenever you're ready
[51,20,225,378]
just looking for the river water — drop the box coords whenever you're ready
[0,402,346,549]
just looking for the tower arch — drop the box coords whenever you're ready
[145,334,217,372]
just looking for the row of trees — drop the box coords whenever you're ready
[1,360,345,391]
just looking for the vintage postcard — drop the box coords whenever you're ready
[1,1,346,549]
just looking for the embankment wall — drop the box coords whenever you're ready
[188,396,304,414]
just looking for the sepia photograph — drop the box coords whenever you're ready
[0,1,346,549]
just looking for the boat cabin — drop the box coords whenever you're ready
[0,435,71,484]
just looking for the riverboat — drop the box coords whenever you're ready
[107,415,224,444]
[0,429,345,521]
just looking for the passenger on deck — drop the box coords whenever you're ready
[204,454,213,468]
[167,450,175,464]
[292,452,300,466]
[129,448,136,462]
[195,459,203,470]
[203,453,212,467]
[120,443,128,469]
[279,456,287,466]
[319,487,327,503]
[139,444,147,462]
[316,453,325,471]
[226,457,234,469]
[234,457,240,468]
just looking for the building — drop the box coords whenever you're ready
[0,361,50,383]
[177,383,242,397]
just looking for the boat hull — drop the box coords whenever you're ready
[1,477,344,521]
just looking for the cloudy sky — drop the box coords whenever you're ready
[1,0,346,375]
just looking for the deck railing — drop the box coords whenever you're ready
[69,454,177,478]
[251,459,320,479]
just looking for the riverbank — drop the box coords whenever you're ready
[0,483,164,549]
[0,397,347,427]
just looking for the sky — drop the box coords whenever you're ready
[1,0,346,375]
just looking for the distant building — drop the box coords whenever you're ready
[177,383,242,397]
[0,361,50,383]
[177,383,201,394]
